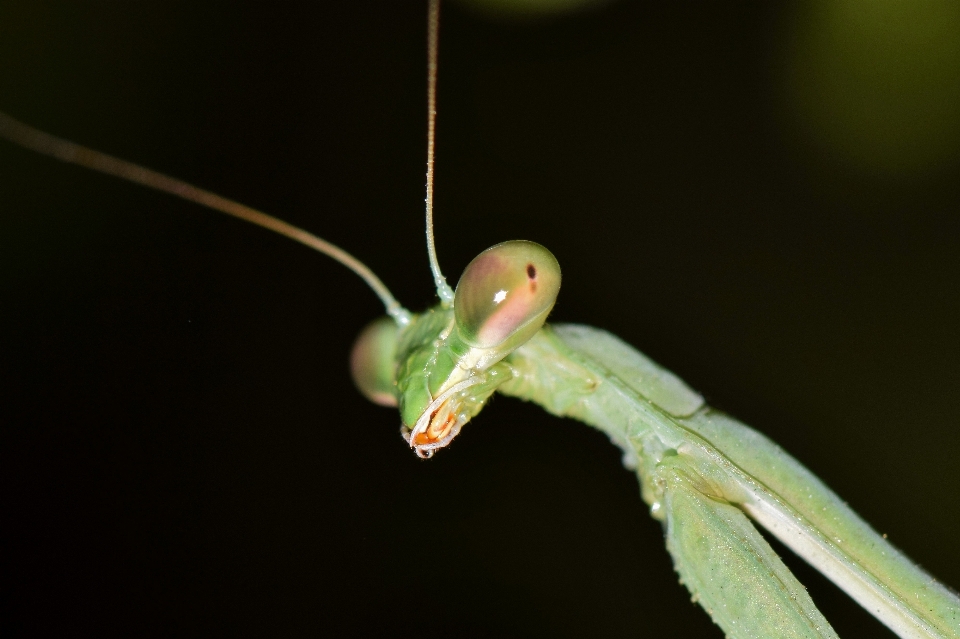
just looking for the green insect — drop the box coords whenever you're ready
[2,2,959,637]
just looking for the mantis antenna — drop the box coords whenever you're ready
[0,110,412,326]
[425,0,456,306]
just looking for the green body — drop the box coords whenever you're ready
[391,308,960,638]
[2,74,955,638]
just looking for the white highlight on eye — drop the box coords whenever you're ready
[493,289,507,304]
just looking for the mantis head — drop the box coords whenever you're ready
[349,3,564,457]
[0,2,558,460]
[350,240,561,457]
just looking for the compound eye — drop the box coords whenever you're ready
[349,316,399,407]
[454,240,561,350]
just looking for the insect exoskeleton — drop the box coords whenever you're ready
[350,240,561,457]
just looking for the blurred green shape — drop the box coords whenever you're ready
[454,0,614,20]
[786,0,960,176]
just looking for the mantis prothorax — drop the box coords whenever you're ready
[2,2,959,638]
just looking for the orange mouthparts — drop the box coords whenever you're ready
[402,377,484,459]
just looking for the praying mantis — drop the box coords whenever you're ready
[2,2,960,637]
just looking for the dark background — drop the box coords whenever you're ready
[1,2,959,637]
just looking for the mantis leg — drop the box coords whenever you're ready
[657,455,839,639]
[504,326,959,636]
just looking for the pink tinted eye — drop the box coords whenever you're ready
[349,316,399,407]
[454,241,561,349]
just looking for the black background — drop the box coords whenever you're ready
[1,2,959,638]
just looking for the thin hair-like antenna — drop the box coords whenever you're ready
[0,110,412,325]
[425,0,455,306]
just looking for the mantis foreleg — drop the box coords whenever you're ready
[501,324,960,638]
[658,454,838,638]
